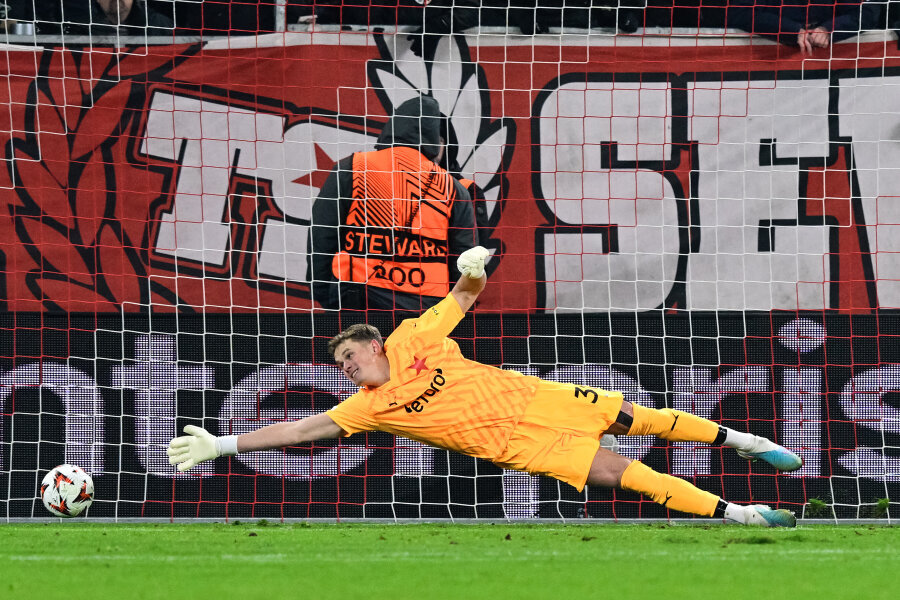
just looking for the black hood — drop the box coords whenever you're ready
[375,95,443,160]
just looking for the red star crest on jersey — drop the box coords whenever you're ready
[407,356,428,375]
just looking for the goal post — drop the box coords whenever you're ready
[0,4,898,521]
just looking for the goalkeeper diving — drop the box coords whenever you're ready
[168,246,802,526]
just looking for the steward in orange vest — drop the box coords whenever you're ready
[310,96,477,310]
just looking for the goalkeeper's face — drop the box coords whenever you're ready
[334,339,391,388]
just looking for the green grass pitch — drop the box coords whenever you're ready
[1,522,898,599]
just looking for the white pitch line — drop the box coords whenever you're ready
[7,554,291,563]
[3,547,897,564]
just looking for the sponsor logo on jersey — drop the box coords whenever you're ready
[404,368,446,413]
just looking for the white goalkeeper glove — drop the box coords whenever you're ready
[166,425,239,472]
[456,246,489,279]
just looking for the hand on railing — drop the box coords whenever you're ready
[798,27,830,53]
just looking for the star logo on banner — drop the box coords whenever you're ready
[292,143,334,189]
[407,356,428,375]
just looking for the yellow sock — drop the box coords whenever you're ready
[619,461,720,517]
[629,404,720,443]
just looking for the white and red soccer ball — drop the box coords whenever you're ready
[40,464,94,517]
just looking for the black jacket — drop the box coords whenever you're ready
[726,0,883,46]
[55,1,174,36]
[309,96,476,311]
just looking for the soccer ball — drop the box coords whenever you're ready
[40,464,94,517]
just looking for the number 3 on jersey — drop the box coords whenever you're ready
[574,386,599,404]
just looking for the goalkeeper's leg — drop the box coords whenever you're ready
[606,401,802,472]
[589,449,796,527]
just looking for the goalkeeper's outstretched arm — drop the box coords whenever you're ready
[166,413,343,472]
[236,413,343,452]
[451,246,489,312]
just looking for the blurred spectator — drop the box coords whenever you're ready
[289,1,645,40]
[403,1,646,56]
[290,0,426,28]
[66,1,175,35]
[487,1,646,35]
[726,0,885,50]
[644,0,729,29]
[36,1,280,37]
[177,0,275,34]
[37,1,174,35]
[3,0,39,33]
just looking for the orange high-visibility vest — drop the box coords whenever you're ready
[332,146,459,297]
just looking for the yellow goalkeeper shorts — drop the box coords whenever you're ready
[493,381,624,491]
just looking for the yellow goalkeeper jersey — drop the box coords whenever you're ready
[326,294,543,460]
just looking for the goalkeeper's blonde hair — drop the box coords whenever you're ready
[328,324,383,356]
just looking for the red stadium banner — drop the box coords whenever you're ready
[2,34,900,313]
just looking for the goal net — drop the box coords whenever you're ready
[0,1,897,521]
